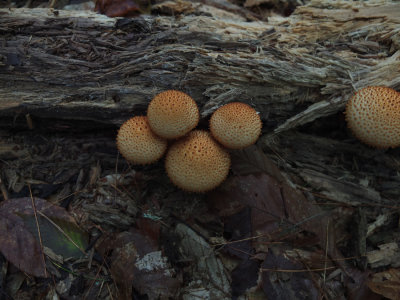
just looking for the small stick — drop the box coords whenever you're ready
[25,114,34,130]
[29,184,48,278]
[0,177,8,201]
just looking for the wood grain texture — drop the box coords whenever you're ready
[1,1,400,206]
[1,2,399,127]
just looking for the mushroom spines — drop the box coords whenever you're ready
[165,130,231,192]
[345,86,400,148]
[147,90,199,139]
[210,102,262,149]
[116,116,167,164]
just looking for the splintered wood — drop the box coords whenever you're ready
[0,1,399,126]
[0,1,399,225]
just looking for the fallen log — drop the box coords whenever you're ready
[1,1,400,205]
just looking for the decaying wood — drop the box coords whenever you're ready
[1,1,399,124]
[0,1,400,207]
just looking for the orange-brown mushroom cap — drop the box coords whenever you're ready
[210,102,262,149]
[116,116,167,164]
[345,86,400,148]
[165,130,231,192]
[147,90,199,139]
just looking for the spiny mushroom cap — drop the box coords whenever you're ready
[165,130,231,192]
[116,116,167,164]
[210,102,262,149]
[147,90,199,139]
[345,86,400,148]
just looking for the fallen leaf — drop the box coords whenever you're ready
[211,146,366,296]
[0,198,88,277]
[152,0,195,15]
[223,207,253,259]
[261,247,319,299]
[20,215,87,259]
[0,210,46,277]
[231,258,261,298]
[225,146,336,255]
[95,0,142,17]
[366,242,400,268]
[210,173,330,252]
[222,206,262,296]
[173,223,230,298]
[230,145,286,182]
[367,268,400,300]
[97,227,180,300]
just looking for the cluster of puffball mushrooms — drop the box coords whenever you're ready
[117,90,262,192]
[116,86,399,192]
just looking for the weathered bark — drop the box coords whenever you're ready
[1,2,399,125]
[1,1,400,206]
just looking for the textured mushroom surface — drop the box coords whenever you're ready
[116,116,167,164]
[165,130,231,192]
[147,90,199,139]
[345,86,400,148]
[210,102,262,149]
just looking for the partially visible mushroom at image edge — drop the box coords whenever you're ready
[345,86,400,148]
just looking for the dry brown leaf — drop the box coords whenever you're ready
[0,210,46,277]
[0,197,87,277]
[261,247,319,299]
[97,227,180,300]
[367,268,400,300]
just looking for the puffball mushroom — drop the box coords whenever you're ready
[147,90,200,139]
[345,86,400,148]
[116,116,168,164]
[165,130,231,192]
[210,102,262,149]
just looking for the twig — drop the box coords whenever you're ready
[84,256,107,300]
[28,184,48,278]
[323,220,329,284]
[261,266,336,273]
[0,177,8,201]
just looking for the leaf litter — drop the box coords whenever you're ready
[0,128,397,299]
[96,225,180,300]
[0,197,88,278]
[208,146,372,298]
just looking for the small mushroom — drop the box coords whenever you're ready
[147,90,199,139]
[116,116,167,164]
[165,130,231,192]
[345,86,400,148]
[210,102,262,149]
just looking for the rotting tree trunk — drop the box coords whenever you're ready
[1,1,400,206]
[1,2,399,125]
